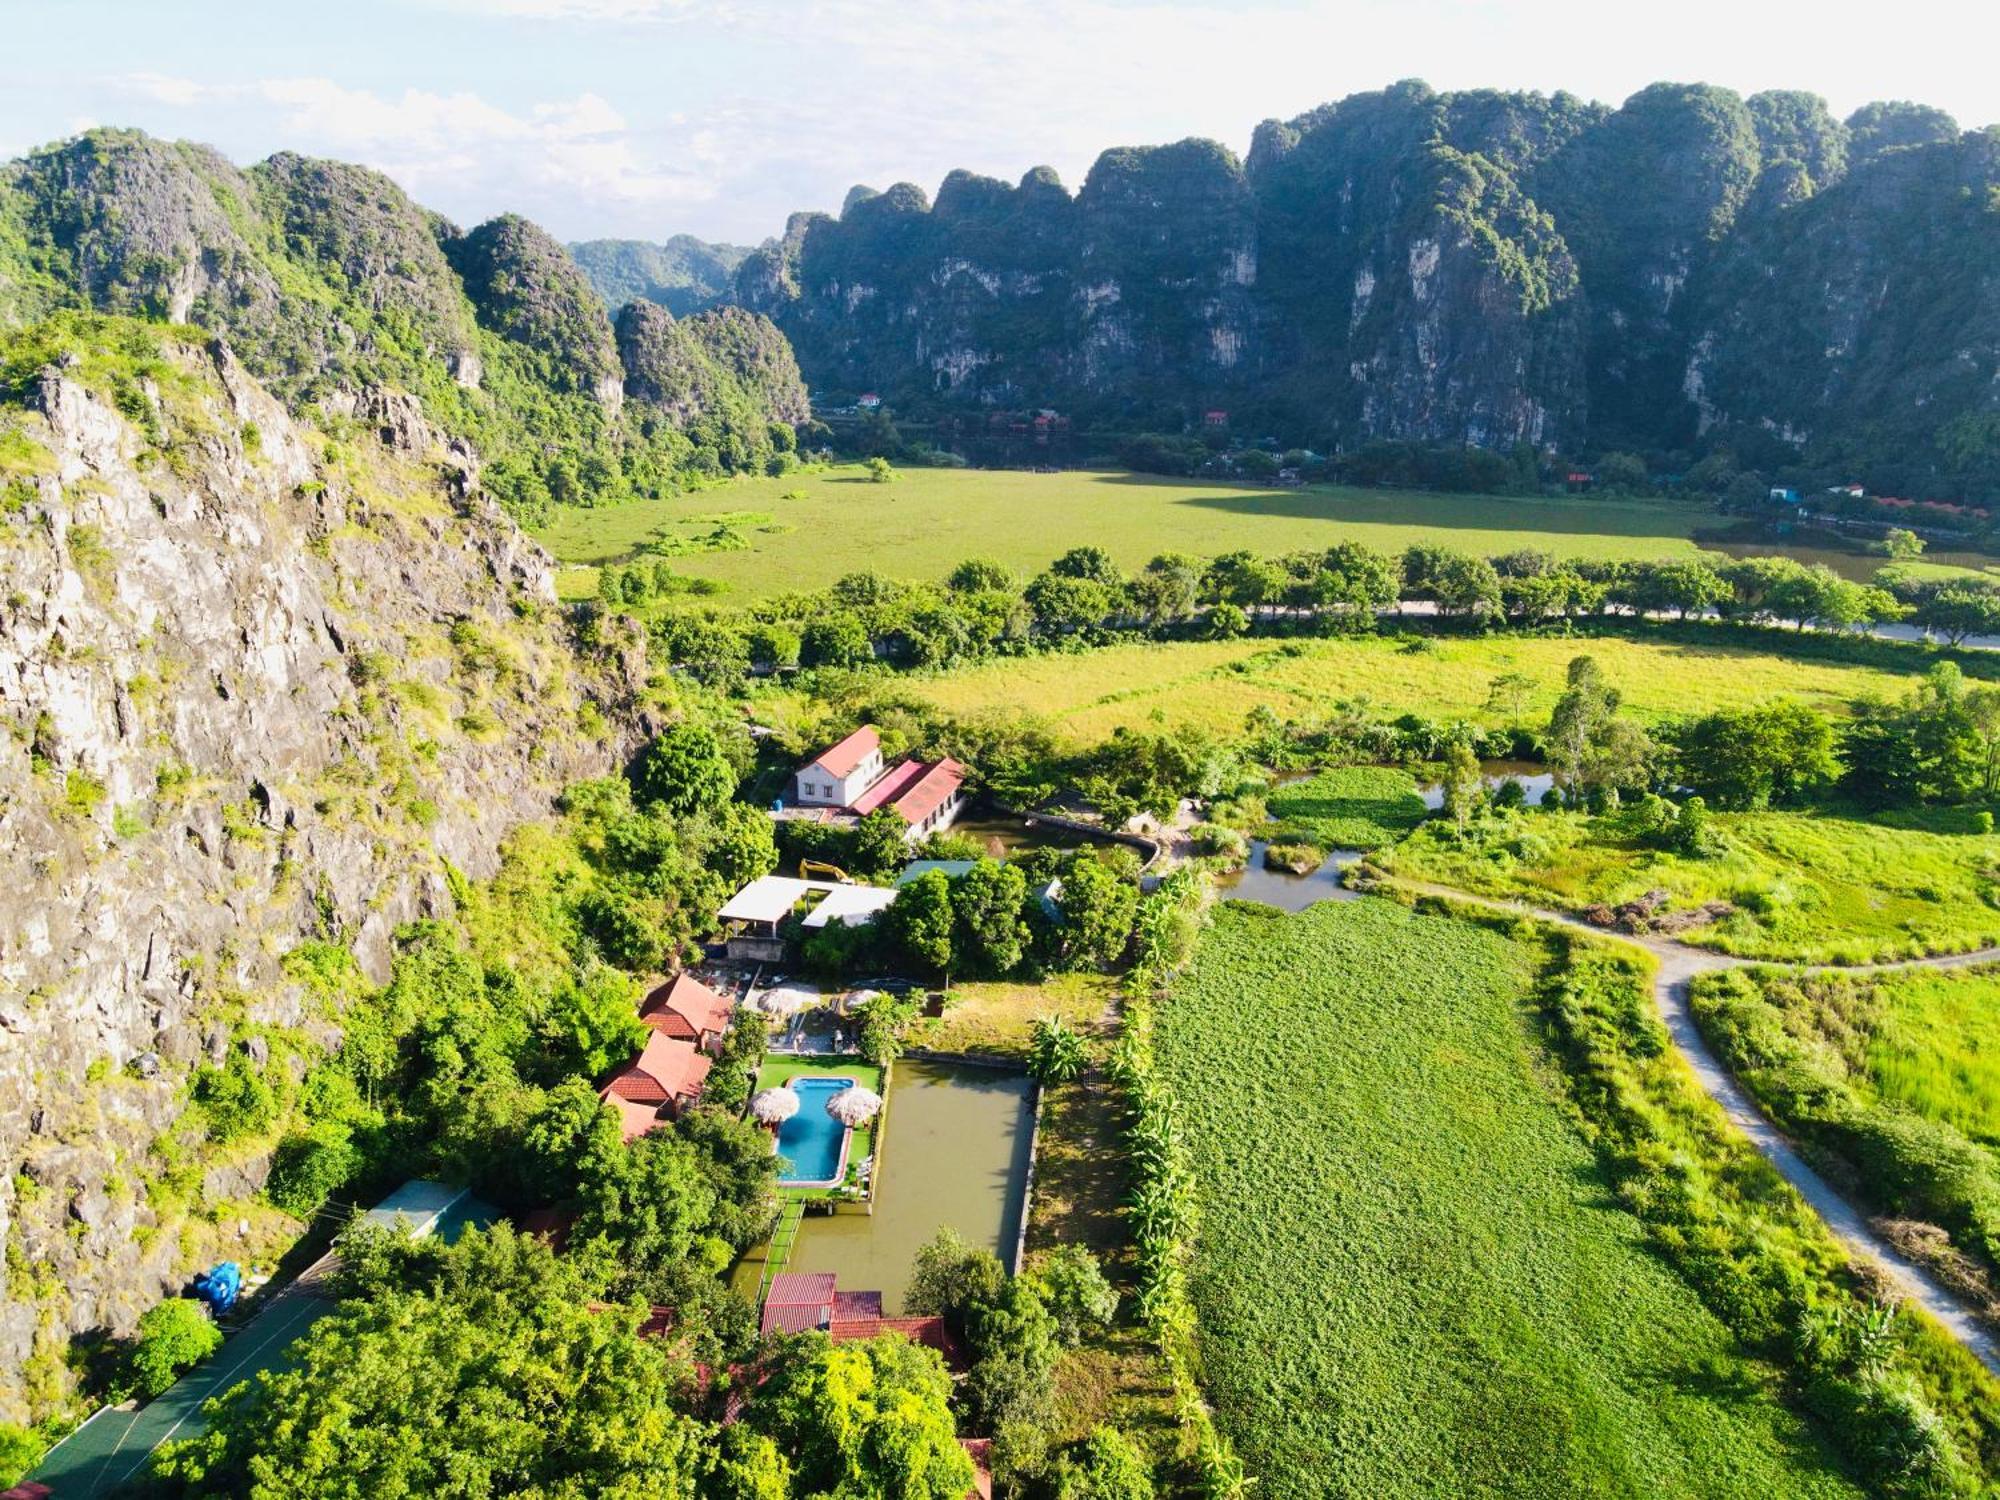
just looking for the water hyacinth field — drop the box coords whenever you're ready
[1154,898,1861,1499]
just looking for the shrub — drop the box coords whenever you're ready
[265,1124,363,1217]
[131,1298,221,1398]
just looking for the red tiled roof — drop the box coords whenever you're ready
[850,757,965,825]
[848,756,929,814]
[828,1314,966,1370]
[602,1091,662,1143]
[887,758,965,827]
[643,973,734,1043]
[961,1438,993,1500]
[602,1033,712,1108]
[807,726,879,779]
[761,1271,837,1335]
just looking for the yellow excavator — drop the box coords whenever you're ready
[799,859,852,883]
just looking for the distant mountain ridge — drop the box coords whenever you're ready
[570,235,751,316]
[0,131,806,519]
[725,81,1998,499]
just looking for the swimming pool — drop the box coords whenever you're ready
[775,1075,855,1186]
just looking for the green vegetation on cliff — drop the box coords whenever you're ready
[0,130,809,522]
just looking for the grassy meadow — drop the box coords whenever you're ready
[1263,765,1429,849]
[901,632,1920,746]
[1383,804,2000,963]
[1154,898,1861,1498]
[535,465,1721,597]
[1690,961,2000,1306]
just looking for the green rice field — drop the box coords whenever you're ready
[905,632,1920,746]
[534,465,1720,597]
[1155,898,1861,1499]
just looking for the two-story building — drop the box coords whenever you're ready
[788,725,967,843]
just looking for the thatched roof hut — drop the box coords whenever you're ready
[750,1086,801,1125]
[826,1084,884,1127]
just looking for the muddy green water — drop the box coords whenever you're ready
[744,1058,1036,1312]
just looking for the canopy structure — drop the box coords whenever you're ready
[802,884,898,929]
[718,875,894,935]
[751,1086,802,1125]
[826,1084,884,1127]
[718,875,825,927]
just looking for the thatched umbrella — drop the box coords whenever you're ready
[826,1084,883,1128]
[750,1086,800,1126]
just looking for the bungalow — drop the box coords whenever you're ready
[641,972,736,1053]
[599,1031,713,1141]
[789,726,967,842]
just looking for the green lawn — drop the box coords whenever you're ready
[1264,765,1428,850]
[534,465,1720,597]
[1155,898,1860,1499]
[1384,803,2000,963]
[904,632,1921,746]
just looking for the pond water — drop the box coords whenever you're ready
[948,812,1124,859]
[744,1059,1036,1312]
[1215,840,1363,912]
[1417,760,1555,810]
[774,1076,857,1186]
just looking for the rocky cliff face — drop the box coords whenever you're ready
[0,323,643,1417]
[732,82,2000,495]
[569,235,750,317]
[0,130,811,515]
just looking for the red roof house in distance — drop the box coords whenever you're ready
[641,973,736,1052]
[760,1271,968,1367]
[761,1271,839,1334]
[599,1031,713,1141]
[790,726,967,843]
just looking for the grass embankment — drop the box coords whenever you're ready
[905,632,1918,746]
[1156,898,1868,1498]
[535,465,1717,597]
[1263,765,1428,851]
[1692,963,2000,1312]
[1023,1078,1183,1465]
[1383,803,2000,963]
[912,972,1115,1058]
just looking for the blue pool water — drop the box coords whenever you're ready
[775,1076,855,1186]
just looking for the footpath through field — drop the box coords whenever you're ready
[1388,876,2000,1376]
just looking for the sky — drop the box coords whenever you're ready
[1,0,1992,246]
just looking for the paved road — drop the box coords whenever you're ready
[1394,877,2000,1376]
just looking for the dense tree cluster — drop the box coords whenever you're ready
[630,542,2000,700]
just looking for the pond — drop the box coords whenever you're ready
[1418,760,1555,810]
[742,1058,1036,1312]
[1216,840,1363,912]
[948,812,1127,860]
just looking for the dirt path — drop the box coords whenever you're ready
[1390,877,2000,1375]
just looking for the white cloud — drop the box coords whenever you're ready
[88,0,2000,242]
[108,71,714,228]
